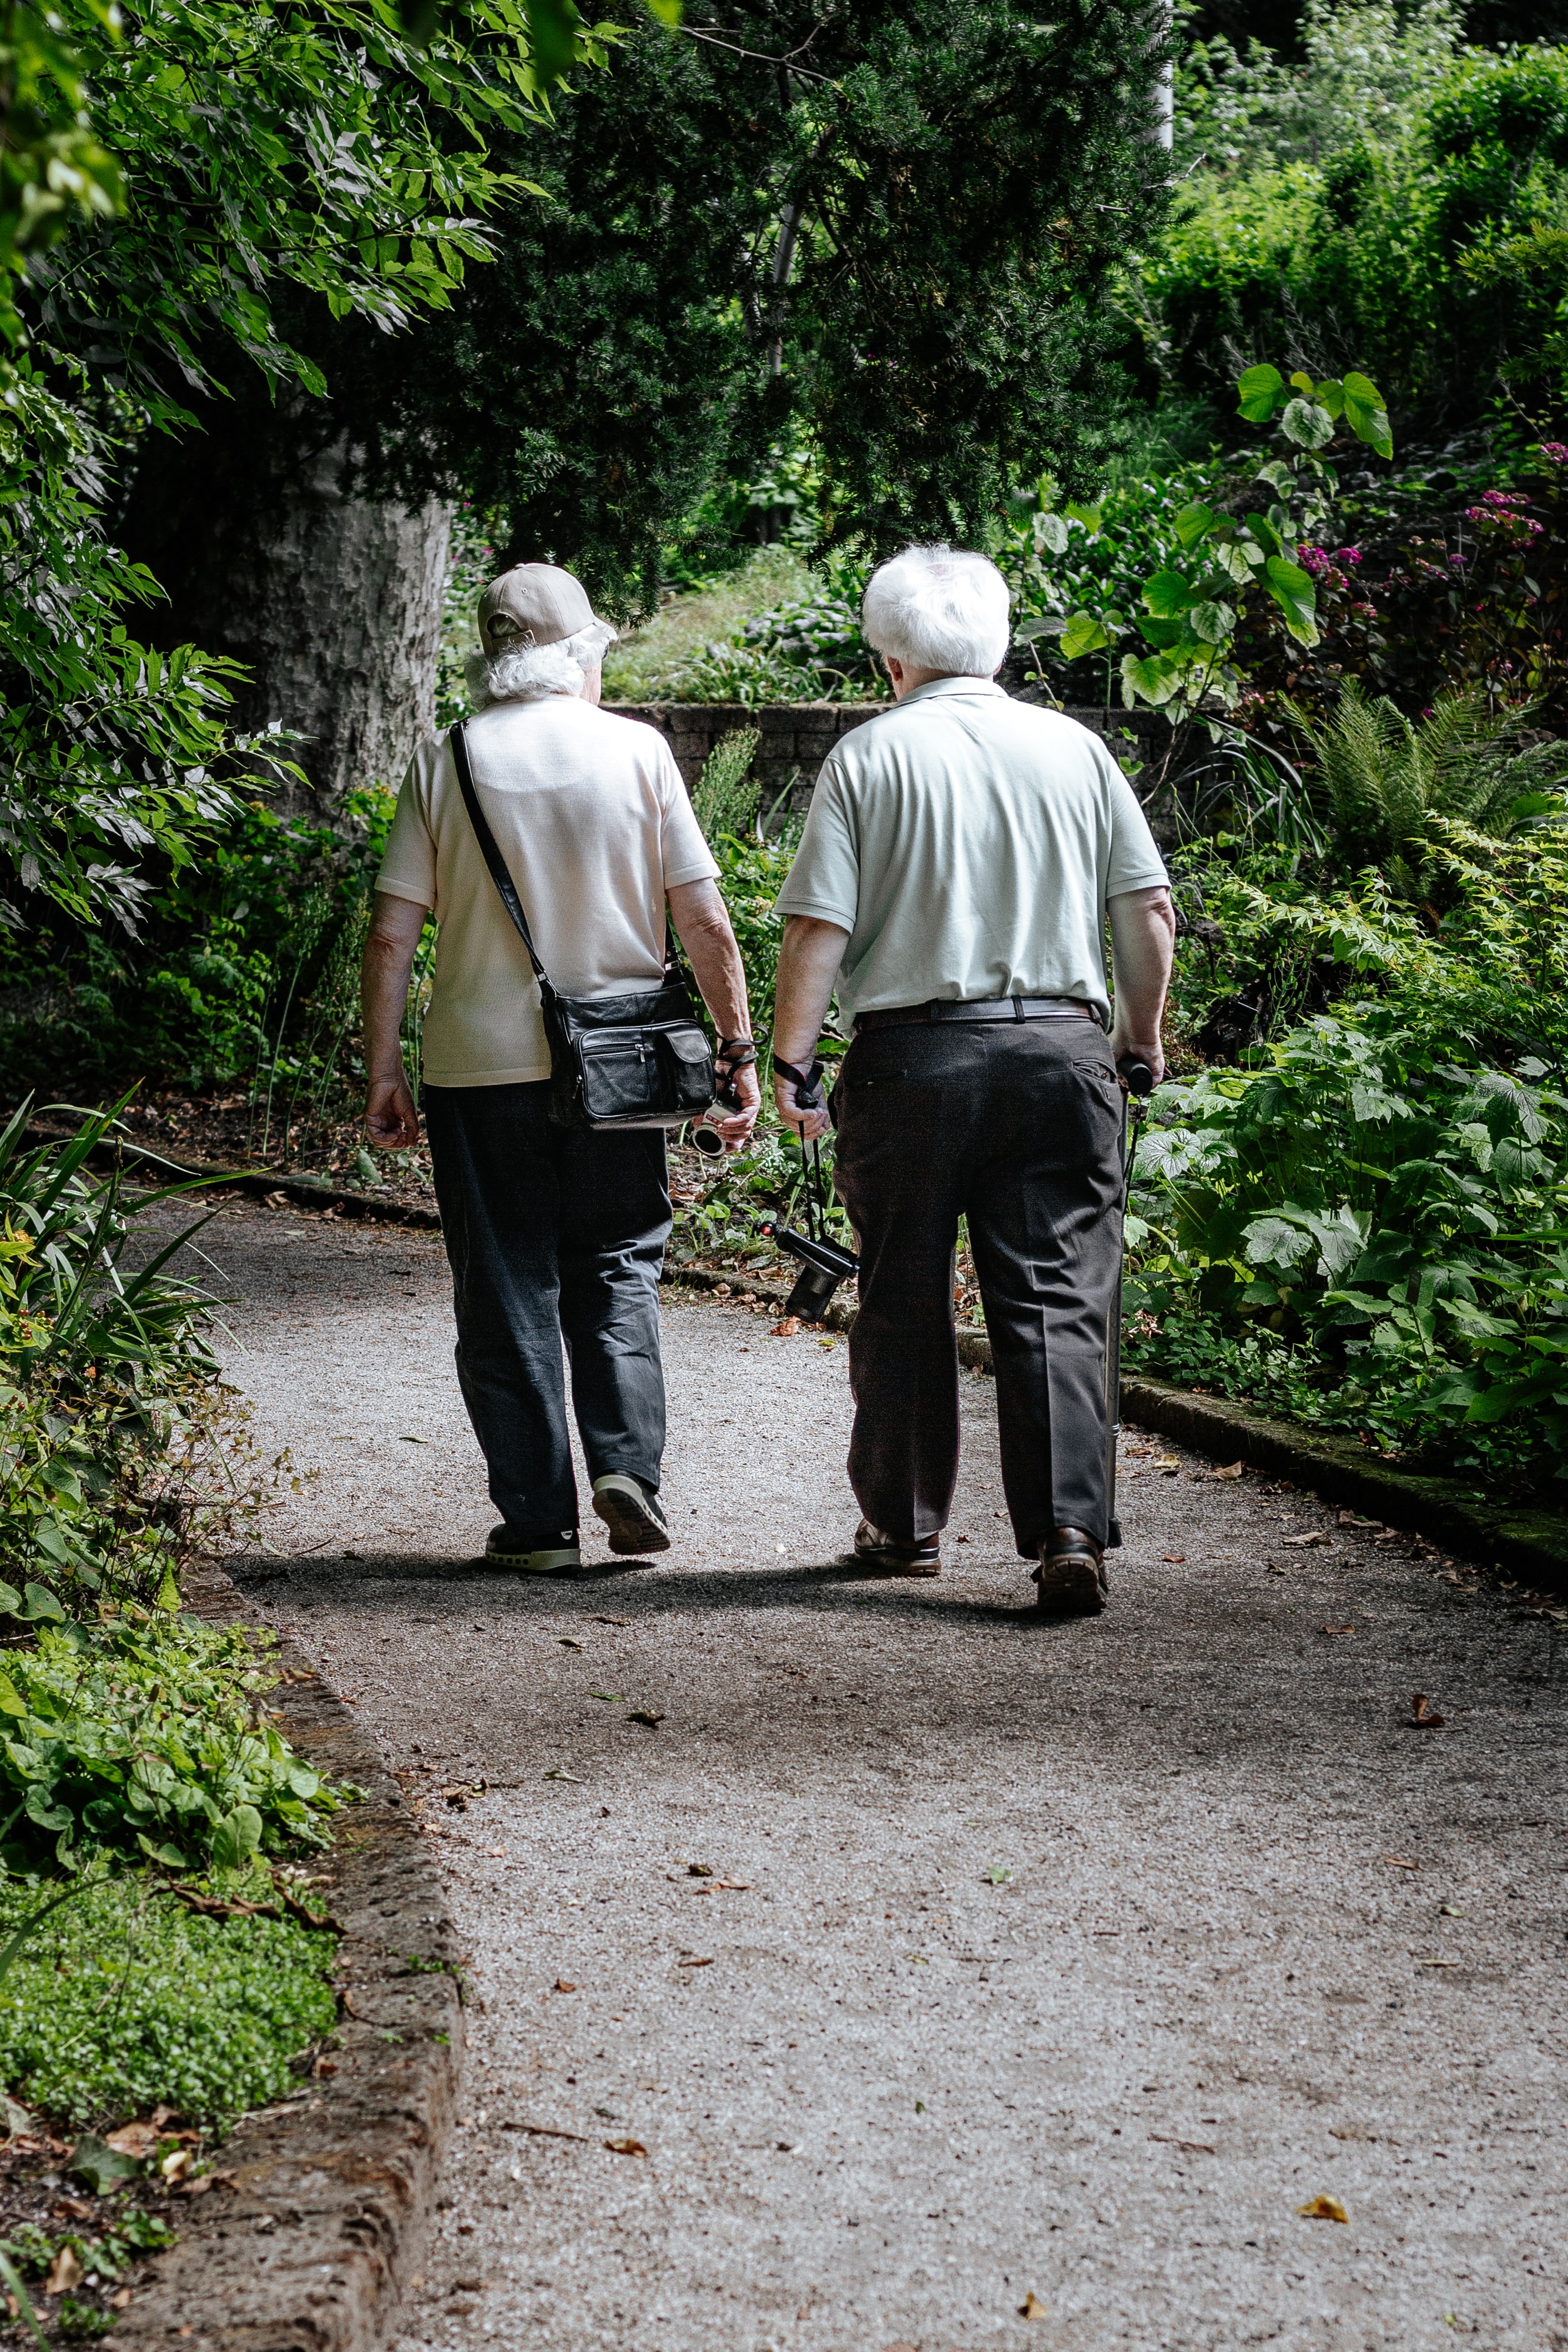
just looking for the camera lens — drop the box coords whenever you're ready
[689,1125,725,1158]
[785,1263,840,1321]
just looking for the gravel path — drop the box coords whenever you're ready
[201,1198,1566,2352]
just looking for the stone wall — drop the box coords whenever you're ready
[606,700,1174,824]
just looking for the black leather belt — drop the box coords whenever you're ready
[854,996,1101,1035]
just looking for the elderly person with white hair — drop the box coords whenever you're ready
[362,562,759,1574]
[771,543,1174,1615]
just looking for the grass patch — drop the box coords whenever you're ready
[603,546,810,702]
[0,1872,336,2131]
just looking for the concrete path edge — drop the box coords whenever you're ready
[667,1265,1568,1596]
[104,1562,463,2352]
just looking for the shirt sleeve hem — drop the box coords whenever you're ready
[663,857,721,886]
[1106,867,1172,898]
[374,874,435,907]
[772,893,856,928]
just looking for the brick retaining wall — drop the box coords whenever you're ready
[606,700,1174,823]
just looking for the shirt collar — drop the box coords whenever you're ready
[898,675,1009,708]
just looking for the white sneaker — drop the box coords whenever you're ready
[591,1474,671,1555]
[485,1525,581,1573]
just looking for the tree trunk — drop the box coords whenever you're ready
[121,395,452,815]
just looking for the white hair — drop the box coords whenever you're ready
[860,543,1011,677]
[466,620,618,707]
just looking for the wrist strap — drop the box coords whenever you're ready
[773,1053,825,1109]
[715,1039,757,1066]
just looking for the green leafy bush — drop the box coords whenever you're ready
[1127,1006,1568,1486]
[0,1871,336,2129]
[0,1615,354,1876]
[0,1105,276,1607]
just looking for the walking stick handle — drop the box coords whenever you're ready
[1116,1054,1156,1099]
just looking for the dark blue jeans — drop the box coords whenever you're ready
[424,1082,671,1539]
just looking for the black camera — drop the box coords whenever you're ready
[776,1222,859,1321]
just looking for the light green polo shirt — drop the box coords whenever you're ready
[773,677,1168,1026]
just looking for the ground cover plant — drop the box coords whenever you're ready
[0,1101,353,2246]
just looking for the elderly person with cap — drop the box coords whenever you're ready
[362,562,760,1573]
[770,543,1174,1615]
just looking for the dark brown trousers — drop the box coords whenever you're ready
[831,1018,1125,1554]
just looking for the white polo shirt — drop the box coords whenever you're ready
[773,678,1168,1026]
[376,695,718,1087]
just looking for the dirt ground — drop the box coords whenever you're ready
[199,1196,1566,2352]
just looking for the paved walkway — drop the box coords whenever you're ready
[207,1200,1566,2352]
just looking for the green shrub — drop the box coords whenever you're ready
[0,1105,274,1609]
[1126,1010,1568,1486]
[0,1872,336,2130]
[0,1615,355,1876]
[1149,35,1568,430]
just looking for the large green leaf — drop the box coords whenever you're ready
[1342,371,1393,458]
[1120,650,1183,708]
[1173,502,1221,550]
[1143,570,1195,618]
[1263,556,1319,646]
[1236,363,1285,422]
[1280,396,1335,450]
[1060,610,1111,661]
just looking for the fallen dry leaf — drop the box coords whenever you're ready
[500,2121,587,2142]
[109,2288,133,2310]
[558,1636,583,1651]
[553,1978,577,1994]
[1338,1510,1382,1529]
[627,1708,664,1727]
[1019,2291,1049,2320]
[592,1615,629,1627]
[1380,1853,1419,1870]
[160,2147,193,2183]
[687,1862,714,1877]
[1409,1693,1446,1728]
[1209,1460,1244,1480]
[1149,2133,1217,2154]
[604,2136,648,2157]
[1162,1553,1186,1564]
[1282,1531,1332,1548]
[1322,1623,1356,1637]
[1297,2194,1348,2223]
[771,1317,800,1337]
[677,1955,714,1967]
[43,2246,84,2295]
[104,2120,158,2157]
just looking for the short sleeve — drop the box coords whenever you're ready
[1103,757,1169,898]
[658,744,720,888]
[773,760,860,929]
[376,739,441,908]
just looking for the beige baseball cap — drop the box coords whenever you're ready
[478,561,601,656]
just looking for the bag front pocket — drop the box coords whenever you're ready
[656,1023,716,1114]
[577,1031,661,1122]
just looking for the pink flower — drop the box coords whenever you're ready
[1333,545,1362,566]
[1481,489,1527,507]
[1539,441,1568,463]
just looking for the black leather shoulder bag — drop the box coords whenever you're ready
[450,719,717,1132]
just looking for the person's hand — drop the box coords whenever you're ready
[1108,1028,1165,1092]
[707,1061,762,1151]
[365,1075,420,1149]
[774,1069,831,1142]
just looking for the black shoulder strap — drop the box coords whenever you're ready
[449,720,551,990]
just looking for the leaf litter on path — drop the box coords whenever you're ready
[1298,2195,1348,2222]
[1409,1693,1446,1728]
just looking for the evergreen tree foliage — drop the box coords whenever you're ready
[337,0,1170,606]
